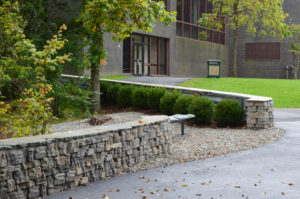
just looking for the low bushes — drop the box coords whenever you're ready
[147,87,166,111]
[100,81,245,127]
[132,87,149,109]
[160,91,180,115]
[106,83,121,104]
[173,95,195,114]
[117,85,134,107]
[214,99,245,126]
[187,97,214,125]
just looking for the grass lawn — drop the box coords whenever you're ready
[101,75,134,80]
[179,78,300,108]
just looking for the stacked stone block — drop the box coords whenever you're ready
[0,117,170,199]
[246,99,274,129]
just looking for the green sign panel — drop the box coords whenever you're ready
[207,59,221,78]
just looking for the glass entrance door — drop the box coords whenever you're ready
[133,43,144,76]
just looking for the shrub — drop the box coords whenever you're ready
[160,91,180,115]
[147,87,166,111]
[100,81,112,103]
[214,99,245,126]
[187,97,214,125]
[117,85,135,107]
[132,86,149,109]
[173,95,195,114]
[106,83,121,104]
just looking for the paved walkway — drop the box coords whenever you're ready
[122,76,192,86]
[46,109,300,199]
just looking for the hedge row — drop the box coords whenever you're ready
[100,81,245,126]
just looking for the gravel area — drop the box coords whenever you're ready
[51,112,284,173]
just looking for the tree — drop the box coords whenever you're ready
[289,25,300,79]
[199,0,291,77]
[80,0,176,113]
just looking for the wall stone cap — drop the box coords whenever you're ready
[0,115,169,150]
[100,78,273,102]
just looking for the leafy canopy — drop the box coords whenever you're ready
[199,0,291,39]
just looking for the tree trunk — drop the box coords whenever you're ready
[294,54,299,79]
[90,65,101,113]
[90,33,104,114]
[232,28,239,77]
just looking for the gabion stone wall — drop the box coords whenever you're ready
[246,99,274,129]
[0,116,170,199]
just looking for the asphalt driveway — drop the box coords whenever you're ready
[45,109,300,199]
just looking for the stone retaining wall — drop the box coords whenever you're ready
[98,78,274,130]
[0,116,170,199]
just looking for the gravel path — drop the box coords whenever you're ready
[51,112,284,173]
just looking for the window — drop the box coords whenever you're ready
[245,43,280,60]
[176,0,225,45]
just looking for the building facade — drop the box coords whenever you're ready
[227,0,300,79]
[101,0,229,77]
[51,0,298,79]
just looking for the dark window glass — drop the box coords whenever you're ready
[220,33,225,45]
[159,39,167,75]
[184,24,190,38]
[192,26,198,39]
[176,22,183,36]
[123,37,131,73]
[200,0,206,17]
[246,43,280,60]
[184,0,190,23]
[192,0,198,24]
[213,31,219,43]
[177,0,182,20]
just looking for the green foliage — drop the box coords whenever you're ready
[147,87,166,111]
[132,87,150,109]
[117,85,135,107]
[160,91,180,115]
[173,95,195,114]
[214,99,245,127]
[106,83,121,104]
[289,24,300,79]
[0,1,71,138]
[199,0,290,39]
[100,81,112,103]
[1,85,55,138]
[50,81,92,118]
[187,97,214,125]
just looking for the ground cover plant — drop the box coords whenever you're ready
[179,78,300,108]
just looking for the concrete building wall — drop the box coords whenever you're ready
[173,38,228,77]
[227,0,300,79]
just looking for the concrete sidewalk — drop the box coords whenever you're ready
[46,109,300,199]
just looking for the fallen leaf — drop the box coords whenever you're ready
[150,192,154,194]
[176,180,180,182]
[196,193,202,197]
[281,192,285,195]
[114,189,120,192]
[288,183,294,186]
[182,184,188,187]
[164,188,169,192]
[229,163,232,166]
[154,179,158,182]
[142,196,146,199]
[146,177,151,183]
[139,176,145,179]
[69,197,73,199]
[254,184,257,187]
[234,186,241,188]
[139,120,146,124]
